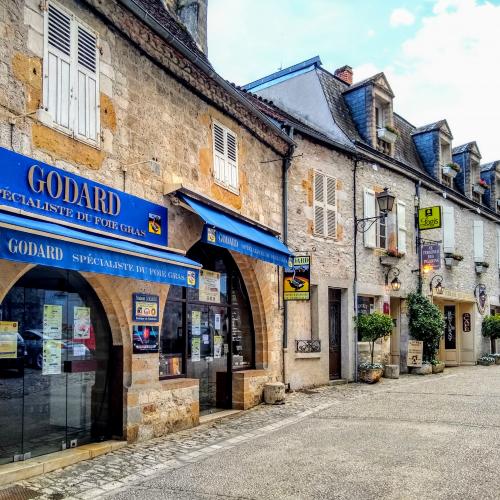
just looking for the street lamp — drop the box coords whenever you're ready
[385,267,401,292]
[355,187,396,233]
[429,275,444,295]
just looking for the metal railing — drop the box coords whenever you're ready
[295,339,321,353]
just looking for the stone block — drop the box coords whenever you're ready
[411,364,432,375]
[263,382,285,405]
[0,460,44,486]
[383,364,400,379]
[39,449,90,473]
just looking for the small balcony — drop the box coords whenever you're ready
[473,180,490,195]
[441,163,460,179]
[295,339,321,353]
[377,127,398,144]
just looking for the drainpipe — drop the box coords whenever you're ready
[282,127,295,390]
[353,157,360,382]
[415,181,422,294]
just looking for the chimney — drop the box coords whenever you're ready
[334,65,353,85]
[176,0,208,55]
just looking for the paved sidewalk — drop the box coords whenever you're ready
[4,366,499,499]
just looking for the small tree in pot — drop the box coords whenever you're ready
[356,312,393,383]
[407,292,444,368]
[482,314,500,355]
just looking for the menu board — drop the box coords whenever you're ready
[42,339,61,375]
[43,304,62,339]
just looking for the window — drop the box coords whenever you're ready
[43,2,100,144]
[313,171,337,238]
[213,121,238,192]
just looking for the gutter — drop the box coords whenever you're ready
[118,0,295,149]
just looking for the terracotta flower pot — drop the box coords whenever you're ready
[359,367,383,384]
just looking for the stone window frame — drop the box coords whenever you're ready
[373,89,394,157]
[42,0,101,148]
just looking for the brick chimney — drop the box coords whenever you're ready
[176,0,208,55]
[334,65,353,85]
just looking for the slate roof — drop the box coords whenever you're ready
[412,120,451,137]
[393,114,424,170]
[481,161,500,172]
[342,72,394,97]
[133,0,210,64]
[452,141,480,157]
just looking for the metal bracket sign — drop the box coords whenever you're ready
[418,206,442,231]
[421,243,441,271]
[284,255,310,301]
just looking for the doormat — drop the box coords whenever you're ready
[0,485,41,500]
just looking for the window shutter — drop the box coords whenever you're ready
[226,130,238,189]
[44,4,72,129]
[313,171,325,237]
[442,206,455,253]
[396,201,407,254]
[213,122,238,191]
[497,228,500,270]
[213,122,225,182]
[363,189,376,248]
[75,23,99,142]
[473,220,484,262]
[326,176,337,238]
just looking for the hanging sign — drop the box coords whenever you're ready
[418,206,442,230]
[284,256,311,301]
[73,306,91,339]
[0,147,168,246]
[0,321,18,359]
[407,340,423,367]
[463,313,471,332]
[132,294,159,322]
[421,243,441,271]
[132,325,159,354]
[199,270,221,303]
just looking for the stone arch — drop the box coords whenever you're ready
[0,262,36,303]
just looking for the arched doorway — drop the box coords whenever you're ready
[0,266,115,464]
[160,243,255,413]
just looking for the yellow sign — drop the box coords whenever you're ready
[418,206,442,230]
[284,256,310,301]
[0,321,18,359]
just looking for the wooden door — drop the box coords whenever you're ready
[443,304,458,366]
[328,289,342,379]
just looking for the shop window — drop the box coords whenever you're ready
[213,121,238,192]
[43,2,100,144]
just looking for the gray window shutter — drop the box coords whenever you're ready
[473,220,484,262]
[442,206,455,253]
[313,171,325,237]
[363,188,376,248]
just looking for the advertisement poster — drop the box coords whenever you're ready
[421,243,441,271]
[43,304,62,339]
[192,310,201,336]
[214,314,221,331]
[132,294,159,322]
[42,339,61,375]
[214,335,222,358]
[284,256,311,301]
[199,270,221,303]
[73,306,91,339]
[191,337,201,361]
[132,325,159,354]
[0,321,18,359]
[407,340,423,368]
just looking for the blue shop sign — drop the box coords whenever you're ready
[0,147,167,247]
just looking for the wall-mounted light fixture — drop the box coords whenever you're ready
[385,267,401,292]
[429,274,444,295]
[355,187,396,233]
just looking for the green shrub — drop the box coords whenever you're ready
[407,292,444,362]
[356,312,393,366]
[482,315,500,339]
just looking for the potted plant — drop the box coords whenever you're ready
[444,253,463,268]
[477,354,495,366]
[356,312,393,383]
[430,358,445,373]
[442,162,461,179]
[380,248,405,266]
[491,353,500,365]
[377,125,398,144]
[475,261,489,274]
[473,178,490,195]
[407,292,445,373]
[481,314,500,353]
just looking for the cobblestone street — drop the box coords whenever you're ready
[2,365,499,499]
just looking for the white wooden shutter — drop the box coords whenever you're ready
[497,228,500,270]
[226,129,238,189]
[213,122,225,182]
[473,220,484,262]
[44,3,72,130]
[75,23,99,143]
[363,188,376,248]
[313,171,325,237]
[396,200,407,254]
[326,175,337,238]
[442,206,455,253]
[213,122,238,191]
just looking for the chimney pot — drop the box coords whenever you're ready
[334,65,353,85]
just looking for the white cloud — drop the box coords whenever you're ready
[389,7,416,27]
[355,0,500,162]
[367,29,376,37]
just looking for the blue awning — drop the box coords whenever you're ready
[178,193,293,267]
[0,211,201,287]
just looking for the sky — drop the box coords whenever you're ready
[207,0,500,162]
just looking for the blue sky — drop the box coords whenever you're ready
[207,0,500,162]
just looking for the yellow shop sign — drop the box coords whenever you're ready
[418,206,442,230]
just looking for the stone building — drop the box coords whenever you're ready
[0,0,293,466]
[245,57,500,387]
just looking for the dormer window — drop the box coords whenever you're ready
[471,161,484,203]
[374,98,395,155]
[440,138,455,188]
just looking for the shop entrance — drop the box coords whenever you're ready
[0,267,115,464]
[443,303,458,366]
[160,243,255,414]
[328,289,342,380]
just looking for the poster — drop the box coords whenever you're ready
[43,304,62,339]
[199,270,221,303]
[407,340,423,368]
[214,314,221,331]
[192,310,201,336]
[191,337,201,361]
[73,344,87,357]
[73,306,91,339]
[42,339,61,375]
[132,325,159,354]
[214,335,222,358]
[132,294,159,322]
[284,256,311,301]
[202,334,210,345]
[0,321,18,359]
